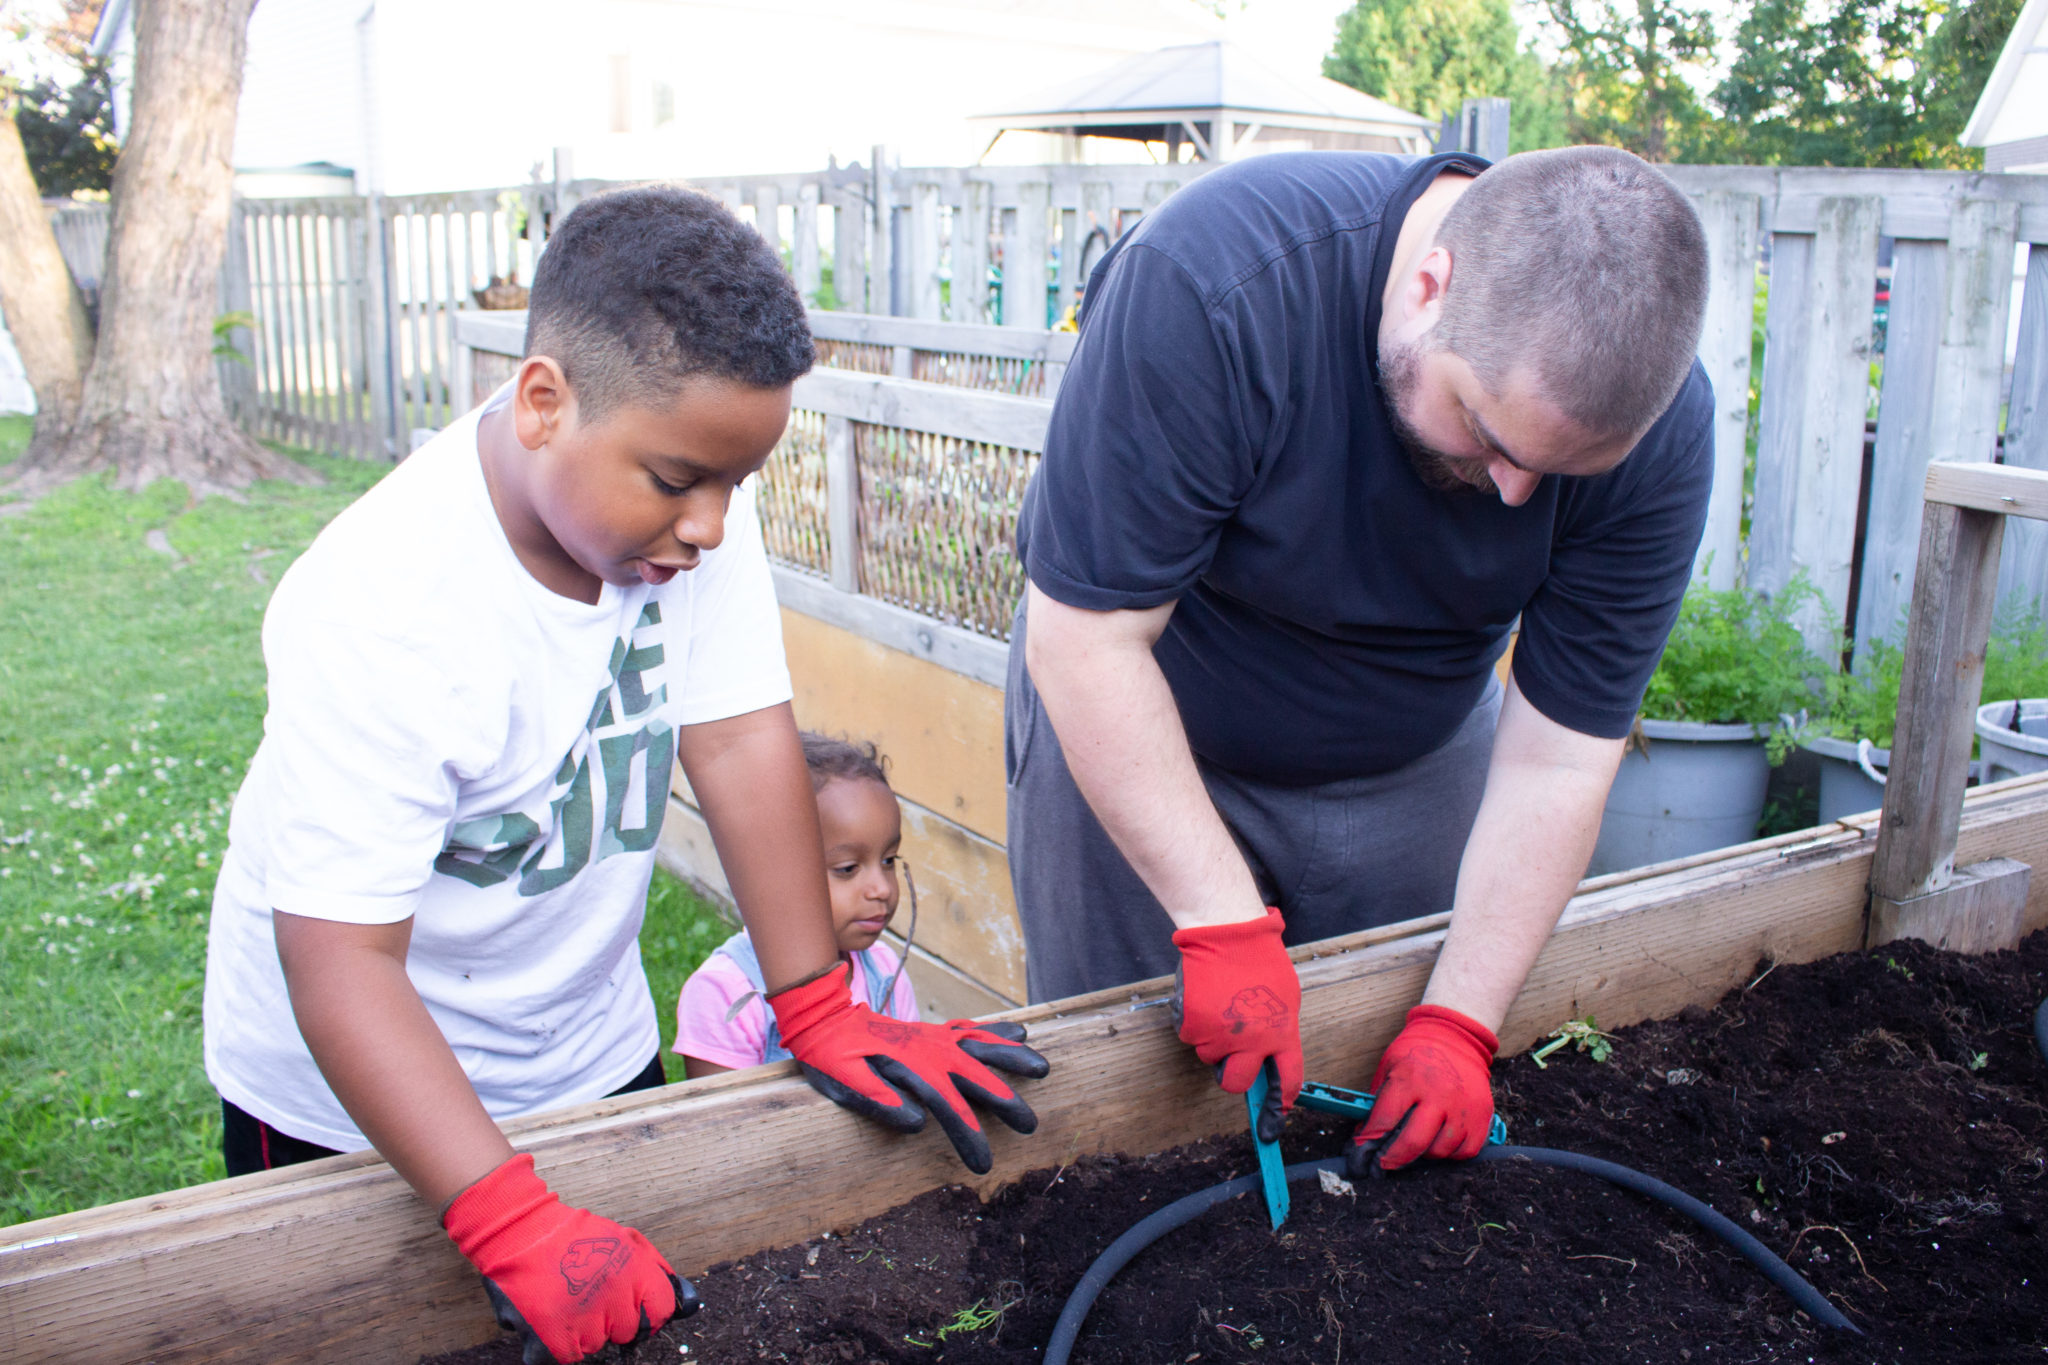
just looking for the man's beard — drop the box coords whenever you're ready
[1377,336,1495,496]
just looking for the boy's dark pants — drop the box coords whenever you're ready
[1005,602,1501,1004]
[221,1053,669,1176]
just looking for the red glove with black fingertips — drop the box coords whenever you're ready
[1346,1004,1498,1176]
[770,961,1050,1174]
[1170,907,1303,1136]
[444,1153,696,1365]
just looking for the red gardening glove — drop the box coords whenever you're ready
[1170,907,1303,1133]
[443,1153,697,1365]
[1347,1004,1499,1174]
[769,961,1050,1175]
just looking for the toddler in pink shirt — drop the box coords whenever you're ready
[675,733,919,1075]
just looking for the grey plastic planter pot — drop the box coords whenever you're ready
[1803,734,1889,823]
[1977,700,2048,783]
[1587,719,1770,876]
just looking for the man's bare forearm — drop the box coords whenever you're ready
[1422,675,1624,1031]
[677,701,840,994]
[275,912,512,1208]
[1023,582,1265,929]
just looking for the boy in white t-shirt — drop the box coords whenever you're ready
[202,185,1049,1365]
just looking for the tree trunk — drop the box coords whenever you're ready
[9,0,315,498]
[0,109,94,462]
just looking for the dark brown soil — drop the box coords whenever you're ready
[428,932,2048,1365]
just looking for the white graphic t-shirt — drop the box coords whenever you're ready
[203,396,792,1151]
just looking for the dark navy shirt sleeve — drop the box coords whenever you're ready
[1511,363,1716,739]
[1019,243,1256,612]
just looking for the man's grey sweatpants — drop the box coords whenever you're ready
[1004,604,1503,1004]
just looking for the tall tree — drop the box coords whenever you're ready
[0,104,94,451]
[1707,0,2023,168]
[5,0,308,497]
[1543,0,1718,162]
[1324,0,1569,152]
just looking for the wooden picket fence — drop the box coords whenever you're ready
[45,159,2048,644]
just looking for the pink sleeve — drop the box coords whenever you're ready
[673,955,773,1070]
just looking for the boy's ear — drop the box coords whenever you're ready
[512,356,575,451]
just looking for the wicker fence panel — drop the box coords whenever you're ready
[854,423,1038,639]
[755,408,831,576]
[909,350,1049,397]
[813,338,893,376]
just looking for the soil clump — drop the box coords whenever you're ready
[426,931,2048,1364]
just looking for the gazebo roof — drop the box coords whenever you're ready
[978,40,1432,134]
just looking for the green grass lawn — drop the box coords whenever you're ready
[0,414,730,1227]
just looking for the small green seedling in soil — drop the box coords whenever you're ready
[1885,956,1915,980]
[1531,1016,1616,1068]
[1968,1051,1989,1071]
[904,1296,1015,1347]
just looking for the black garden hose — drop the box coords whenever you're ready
[2034,996,2048,1067]
[1044,1149,1859,1365]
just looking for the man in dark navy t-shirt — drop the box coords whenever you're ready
[1007,146,1713,1174]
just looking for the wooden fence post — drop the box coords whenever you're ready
[1749,196,1882,652]
[2000,245,2048,619]
[362,194,398,458]
[951,181,991,326]
[754,184,782,264]
[831,183,867,312]
[793,183,821,302]
[1004,182,1050,330]
[825,413,859,594]
[217,201,257,430]
[1868,462,2048,950]
[1869,497,2005,904]
[1690,190,1760,590]
[910,182,942,321]
[870,145,898,316]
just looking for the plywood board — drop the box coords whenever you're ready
[9,779,2042,1365]
[779,606,1007,843]
[657,789,1026,1002]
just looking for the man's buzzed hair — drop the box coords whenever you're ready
[524,183,814,423]
[1433,146,1708,439]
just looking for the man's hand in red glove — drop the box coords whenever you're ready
[444,1152,698,1365]
[769,962,1050,1174]
[1171,907,1302,1139]
[1346,1004,1499,1175]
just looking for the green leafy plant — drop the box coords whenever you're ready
[1824,606,2048,748]
[1640,573,1829,759]
[1530,1016,1615,1067]
[211,312,256,365]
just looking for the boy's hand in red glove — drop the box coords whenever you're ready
[1171,907,1302,1136]
[769,962,1050,1175]
[1346,1004,1498,1174]
[444,1153,698,1365]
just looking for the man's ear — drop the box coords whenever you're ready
[1394,245,1454,334]
[512,356,574,451]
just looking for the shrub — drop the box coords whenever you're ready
[1823,606,2048,749]
[1640,575,1829,757]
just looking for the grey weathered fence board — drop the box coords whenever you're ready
[1004,183,1051,330]
[1661,166,2048,244]
[1749,198,1883,650]
[832,184,868,314]
[793,184,822,301]
[1690,190,1761,589]
[2002,244,2048,619]
[1860,239,1948,654]
[1927,199,2019,468]
[910,183,943,321]
[952,182,991,326]
[790,369,1050,450]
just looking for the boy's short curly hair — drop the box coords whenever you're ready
[799,732,890,794]
[524,183,814,422]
